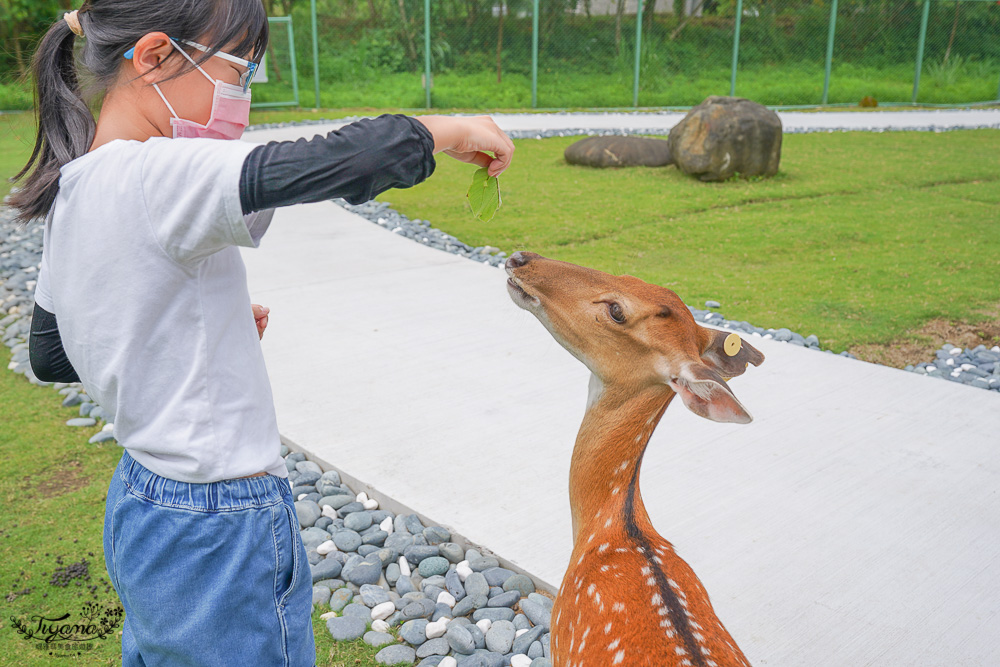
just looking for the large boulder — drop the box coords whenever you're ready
[564,135,673,168]
[667,96,782,181]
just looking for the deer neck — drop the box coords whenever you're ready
[568,374,674,543]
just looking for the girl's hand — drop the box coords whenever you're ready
[252,304,270,340]
[415,116,514,177]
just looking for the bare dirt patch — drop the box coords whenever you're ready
[850,305,1000,368]
[34,459,91,497]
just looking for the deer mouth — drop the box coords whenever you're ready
[506,275,540,309]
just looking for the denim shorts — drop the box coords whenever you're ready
[103,449,316,667]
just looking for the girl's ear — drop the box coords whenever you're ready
[130,32,174,84]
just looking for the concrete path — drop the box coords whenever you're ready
[240,115,1000,666]
[248,108,1000,143]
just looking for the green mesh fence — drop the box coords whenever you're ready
[251,16,300,108]
[272,0,999,109]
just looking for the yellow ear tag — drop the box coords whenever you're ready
[724,333,742,357]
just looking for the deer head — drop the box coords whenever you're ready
[506,251,764,424]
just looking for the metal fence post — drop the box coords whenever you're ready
[310,0,319,108]
[822,0,838,105]
[287,18,300,107]
[633,0,644,107]
[424,0,432,109]
[912,0,930,103]
[730,0,743,96]
[531,0,539,108]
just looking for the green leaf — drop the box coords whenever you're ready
[466,167,501,222]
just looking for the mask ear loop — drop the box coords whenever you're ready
[149,39,217,121]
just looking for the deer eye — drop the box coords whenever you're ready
[608,302,626,323]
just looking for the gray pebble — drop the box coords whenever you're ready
[445,623,476,655]
[326,615,367,641]
[502,574,535,596]
[375,644,416,665]
[486,590,520,608]
[400,619,429,645]
[520,599,551,630]
[416,637,450,658]
[485,619,515,654]
[464,572,489,598]
[329,587,353,612]
[364,630,396,648]
[294,500,322,528]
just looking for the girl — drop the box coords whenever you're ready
[14,1,513,665]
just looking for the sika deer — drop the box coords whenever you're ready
[505,251,763,667]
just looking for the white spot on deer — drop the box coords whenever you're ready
[612,650,625,664]
[652,593,662,605]
[607,638,620,650]
[587,583,597,597]
[646,577,656,586]
[587,532,596,543]
[598,543,610,554]
[675,646,688,656]
[640,566,651,575]
[604,622,613,634]
[604,518,612,528]
[600,565,610,573]
[612,602,626,613]
[611,486,620,496]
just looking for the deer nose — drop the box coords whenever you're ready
[506,251,535,269]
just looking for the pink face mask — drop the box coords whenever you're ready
[152,40,252,141]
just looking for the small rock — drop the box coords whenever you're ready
[400,619,429,645]
[364,630,396,648]
[502,574,535,597]
[66,417,96,427]
[419,556,450,578]
[330,588,353,612]
[295,500,322,528]
[425,618,449,639]
[519,599,551,631]
[375,644,416,665]
[438,542,464,564]
[445,623,476,655]
[327,615,367,641]
[485,619,516,654]
[372,601,397,621]
[416,637,450,658]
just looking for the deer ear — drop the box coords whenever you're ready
[668,364,753,424]
[698,327,765,380]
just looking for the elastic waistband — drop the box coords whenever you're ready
[117,449,289,512]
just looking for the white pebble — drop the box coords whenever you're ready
[319,611,337,620]
[371,601,395,621]
[439,658,458,667]
[380,516,394,534]
[437,591,456,608]
[515,628,529,638]
[949,348,962,355]
[476,619,492,634]
[456,561,472,582]
[992,346,999,354]
[371,619,390,633]
[321,505,338,520]
[356,491,368,503]
[398,556,411,577]
[102,423,114,432]
[317,540,338,555]
[425,618,449,639]
[927,365,937,372]
[510,656,532,667]
[297,493,308,501]
[945,358,955,366]
[960,363,976,371]
[363,498,379,510]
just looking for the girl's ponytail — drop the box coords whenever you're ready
[10,15,96,225]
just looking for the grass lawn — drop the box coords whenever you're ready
[4,109,999,356]
[0,345,390,665]
[378,130,1000,356]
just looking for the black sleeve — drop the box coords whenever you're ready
[29,303,81,384]
[240,114,436,214]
